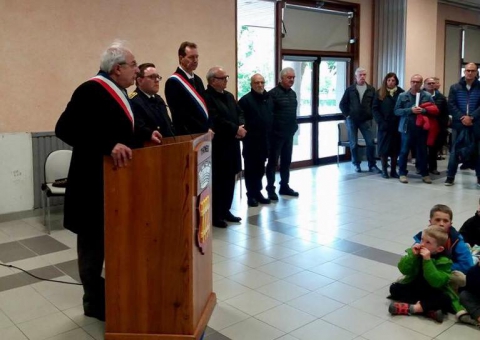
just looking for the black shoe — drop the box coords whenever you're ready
[279,187,299,197]
[390,171,400,179]
[225,212,241,222]
[381,170,389,179]
[268,191,279,201]
[369,165,382,173]
[84,309,105,322]
[444,177,454,186]
[460,163,469,170]
[256,193,271,204]
[213,219,228,228]
[247,198,259,207]
[430,170,440,175]
[354,165,362,173]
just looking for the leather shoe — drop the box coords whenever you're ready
[369,165,382,173]
[279,187,299,197]
[390,171,399,178]
[268,191,279,201]
[430,170,440,175]
[213,219,228,228]
[84,309,105,322]
[247,198,259,207]
[256,193,271,204]
[354,165,362,173]
[225,212,241,222]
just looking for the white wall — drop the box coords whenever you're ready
[0,133,34,214]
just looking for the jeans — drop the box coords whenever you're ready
[346,118,376,167]
[398,127,428,176]
[447,129,480,178]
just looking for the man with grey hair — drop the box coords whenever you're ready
[55,40,161,322]
[266,67,299,200]
[204,66,246,228]
[239,73,273,207]
[340,67,378,173]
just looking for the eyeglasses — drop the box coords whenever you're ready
[411,81,422,84]
[120,61,138,68]
[465,69,478,73]
[426,82,436,85]
[214,76,229,81]
[253,81,265,85]
[142,74,162,81]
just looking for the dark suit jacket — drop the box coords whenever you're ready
[55,74,144,234]
[205,86,244,174]
[130,88,175,137]
[165,67,208,135]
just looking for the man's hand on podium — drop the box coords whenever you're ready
[151,130,162,144]
[111,143,132,168]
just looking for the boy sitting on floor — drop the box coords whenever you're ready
[459,261,480,327]
[389,226,461,323]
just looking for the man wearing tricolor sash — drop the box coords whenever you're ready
[165,41,209,135]
[55,40,161,322]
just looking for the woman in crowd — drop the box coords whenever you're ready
[372,73,404,178]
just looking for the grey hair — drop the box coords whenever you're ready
[280,67,295,78]
[99,40,131,73]
[355,67,366,75]
[206,66,222,83]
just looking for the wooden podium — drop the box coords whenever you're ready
[103,133,216,340]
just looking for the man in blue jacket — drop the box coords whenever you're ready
[445,63,480,186]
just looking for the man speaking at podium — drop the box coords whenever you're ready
[55,41,161,322]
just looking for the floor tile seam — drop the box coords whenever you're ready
[381,319,452,339]
[250,308,320,335]
[317,316,372,337]
[388,315,459,338]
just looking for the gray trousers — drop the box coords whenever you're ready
[460,290,480,321]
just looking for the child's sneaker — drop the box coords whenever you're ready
[426,310,444,323]
[457,311,480,326]
[389,302,411,315]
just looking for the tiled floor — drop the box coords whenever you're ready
[1,160,480,339]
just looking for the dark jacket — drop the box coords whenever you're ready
[448,77,480,138]
[464,263,480,294]
[268,83,298,137]
[432,90,449,130]
[372,87,404,132]
[205,86,244,174]
[164,67,208,135]
[339,83,376,122]
[55,72,145,234]
[459,211,480,247]
[238,89,273,154]
[129,88,175,137]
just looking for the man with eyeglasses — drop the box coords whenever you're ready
[238,73,273,207]
[130,63,175,138]
[266,67,300,200]
[165,41,208,136]
[423,77,448,176]
[395,74,438,184]
[55,41,162,322]
[445,62,480,186]
[205,67,246,228]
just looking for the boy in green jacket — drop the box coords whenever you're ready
[389,225,463,323]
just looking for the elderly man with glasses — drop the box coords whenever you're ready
[130,63,175,137]
[205,66,246,228]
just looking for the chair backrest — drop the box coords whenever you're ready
[44,150,72,183]
[338,122,349,144]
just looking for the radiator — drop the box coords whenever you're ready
[32,132,72,209]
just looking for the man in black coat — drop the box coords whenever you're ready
[165,41,209,135]
[205,67,246,228]
[238,73,273,207]
[339,67,379,173]
[55,41,161,322]
[265,67,299,200]
[129,63,175,138]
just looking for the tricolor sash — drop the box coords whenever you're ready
[169,73,208,119]
[90,75,134,129]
